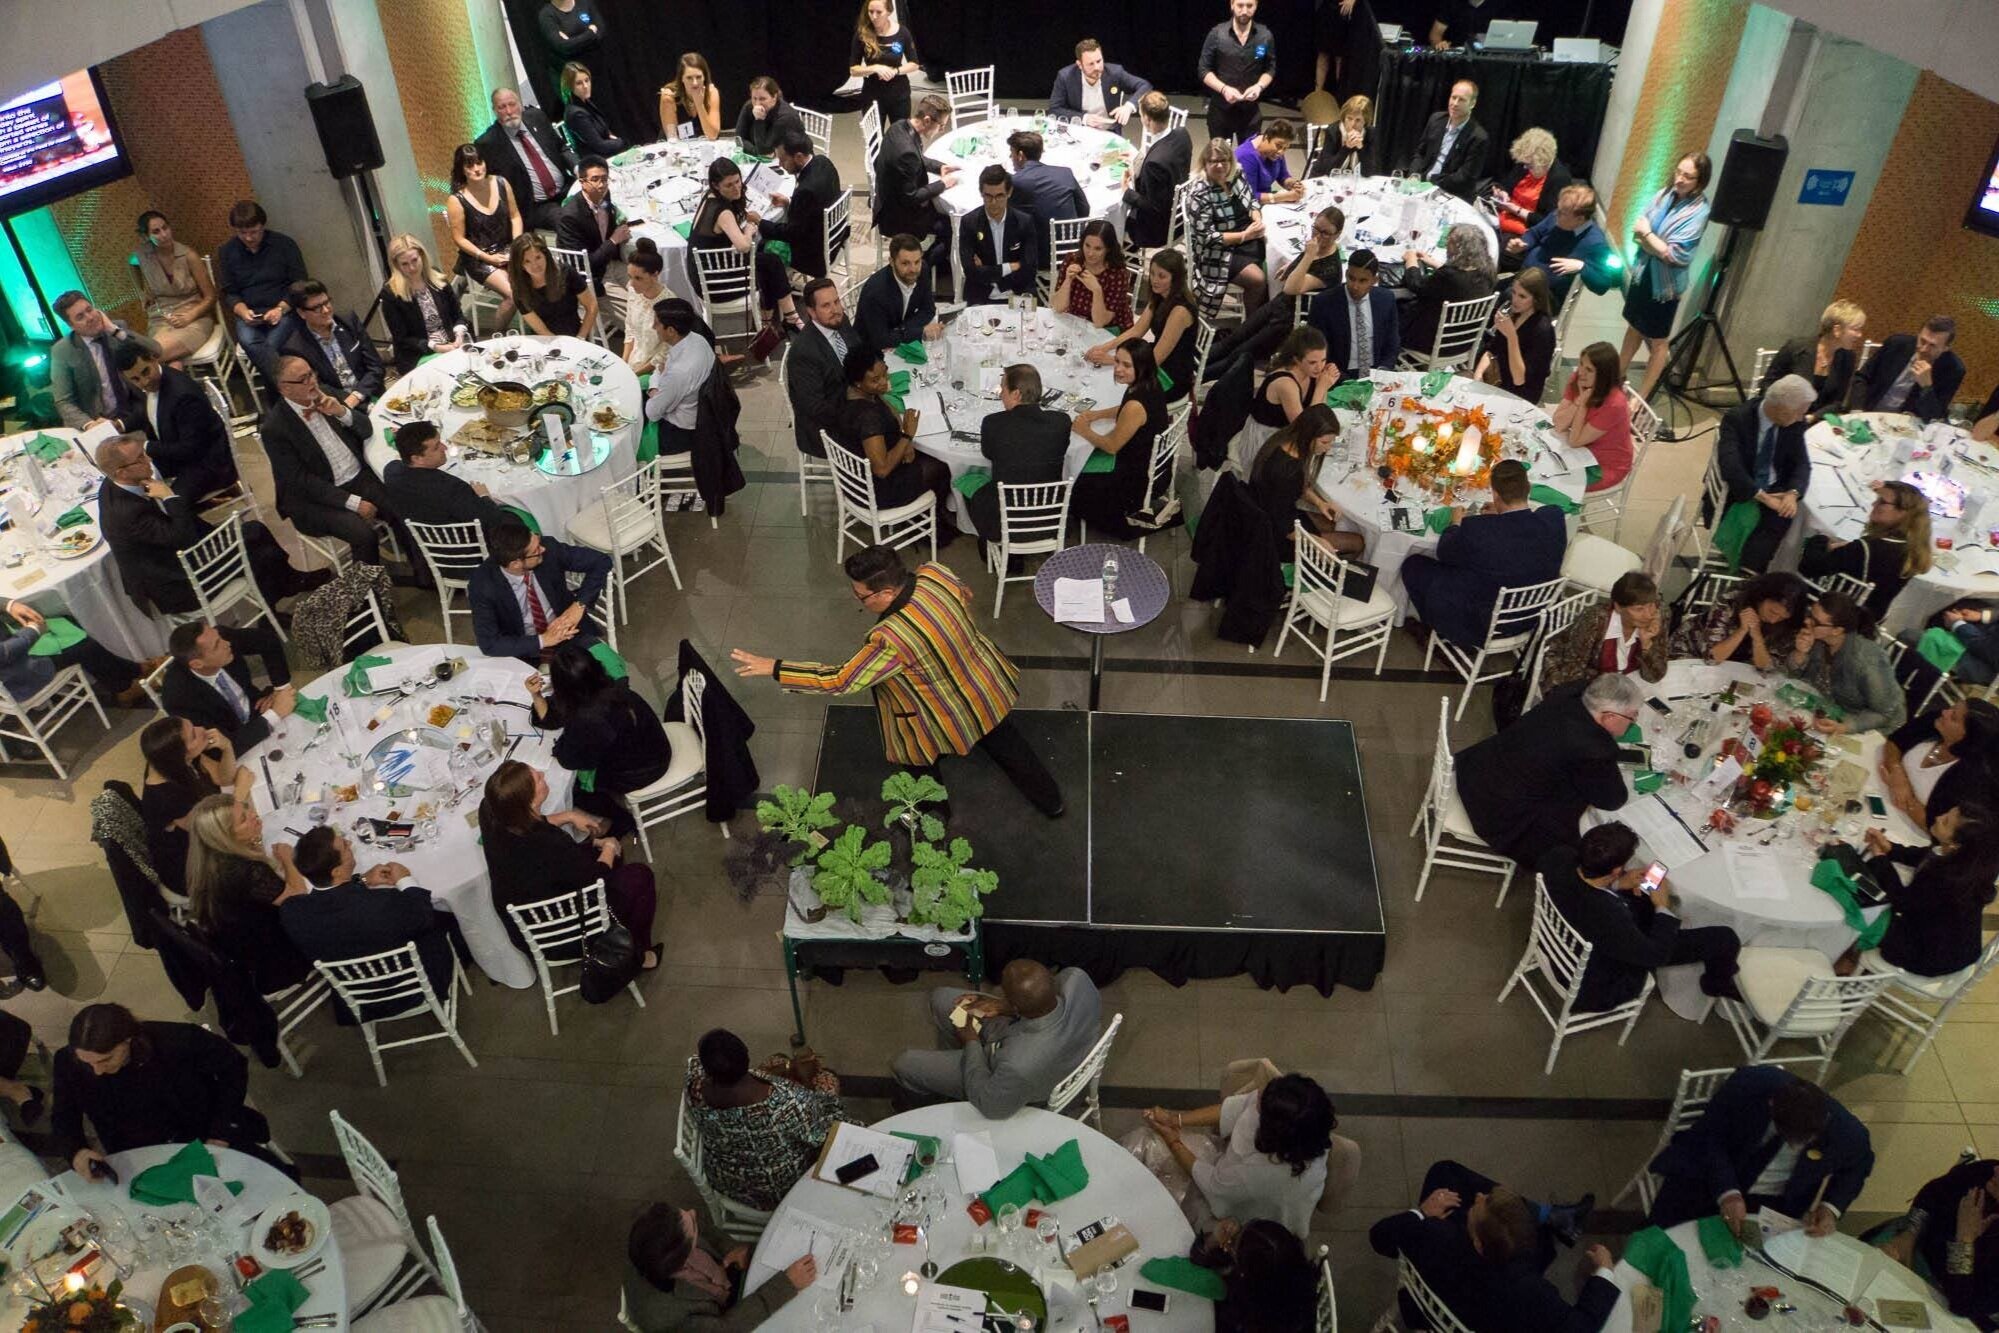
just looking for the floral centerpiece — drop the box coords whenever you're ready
[1731,712,1825,814]
[20,1280,139,1332]
[1367,395,1512,502]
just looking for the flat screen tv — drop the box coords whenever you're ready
[0,68,130,218]
[1968,135,1999,239]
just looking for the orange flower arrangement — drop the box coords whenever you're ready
[1367,395,1512,502]
[20,1280,138,1332]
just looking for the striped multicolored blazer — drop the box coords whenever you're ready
[774,563,1019,765]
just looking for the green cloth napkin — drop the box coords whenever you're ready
[1281,561,1295,589]
[895,340,929,365]
[22,616,86,657]
[588,640,629,681]
[1634,770,1665,794]
[292,693,329,725]
[1917,625,1969,673]
[1775,681,1843,720]
[671,220,693,239]
[1423,507,1452,534]
[1419,369,1453,397]
[342,653,395,698]
[1618,721,1644,744]
[54,507,91,530]
[1081,451,1116,475]
[1138,1256,1228,1301]
[1156,367,1175,392]
[1325,380,1376,411]
[981,1138,1089,1214]
[500,504,542,534]
[890,1131,942,1183]
[635,370,659,463]
[1583,464,1603,490]
[611,147,642,167]
[1811,857,1891,949]
[233,1268,309,1333]
[883,391,906,415]
[577,768,598,793]
[764,239,792,265]
[1846,419,1876,444]
[128,1141,243,1207]
[954,469,993,498]
[1621,1226,1694,1333]
[888,370,913,393]
[1528,484,1579,514]
[1696,1214,1744,1269]
[1711,499,1763,572]
[25,434,69,464]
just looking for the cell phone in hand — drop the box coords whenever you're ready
[1639,861,1667,894]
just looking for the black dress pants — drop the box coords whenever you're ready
[0,888,43,984]
[283,472,396,566]
[49,638,141,693]
[924,715,1064,816]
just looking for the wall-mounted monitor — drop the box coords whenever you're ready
[1968,135,1999,240]
[0,68,130,219]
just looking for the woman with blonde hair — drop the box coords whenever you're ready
[1306,95,1377,177]
[379,234,466,375]
[1489,128,1571,237]
[1185,136,1268,318]
[1401,221,1495,354]
[1758,298,1866,416]
[850,0,922,126]
[184,794,311,993]
[659,52,722,142]
[132,211,218,362]
[1802,478,1932,621]
[507,233,595,339]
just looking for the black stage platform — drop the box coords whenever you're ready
[813,707,1385,995]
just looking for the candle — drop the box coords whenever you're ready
[1452,426,1483,476]
[902,1272,922,1296]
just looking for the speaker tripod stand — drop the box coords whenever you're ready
[1648,223,1753,442]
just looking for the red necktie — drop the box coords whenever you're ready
[518,129,558,199]
[524,576,549,633]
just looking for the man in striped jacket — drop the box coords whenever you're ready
[731,545,1064,816]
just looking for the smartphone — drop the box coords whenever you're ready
[1639,861,1667,894]
[1130,1290,1170,1314]
[87,1159,119,1186]
[1616,745,1650,766]
[1645,696,1673,716]
[1866,794,1887,817]
[835,1153,880,1185]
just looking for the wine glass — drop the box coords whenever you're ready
[814,1291,842,1330]
[1089,1267,1119,1303]
[995,1202,1022,1260]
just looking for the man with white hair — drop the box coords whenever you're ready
[1713,374,1814,574]
[473,87,574,232]
[1452,672,1639,871]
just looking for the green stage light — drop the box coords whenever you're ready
[1603,252,1624,271]
[20,353,44,370]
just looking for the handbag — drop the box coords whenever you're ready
[1337,559,1379,604]
[747,319,784,364]
[576,883,642,1003]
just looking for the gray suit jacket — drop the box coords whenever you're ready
[51,325,160,429]
[964,967,1102,1119]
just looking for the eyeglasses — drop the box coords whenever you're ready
[278,373,317,387]
[300,300,332,313]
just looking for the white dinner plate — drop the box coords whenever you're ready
[249,1192,331,1269]
[49,526,99,559]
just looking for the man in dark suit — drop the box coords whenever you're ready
[960,167,1039,306]
[160,620,293,750]
[1854,315,1966,422]
[1403,79,1490,203]
[1370,1160,1616,1333]
[1047,39,1153,129]
[554,155,631,294]
[1648,1065,1874,1235]
[1402,459,1565,648]
[1454,672,1636,871]
[1006,130,1090,257]
[1541,824,1741,1011]
[787,279,853,460]
[855,235,940,353]
[279,281,385,410]
[1122,93,1192,249]
[382,421,507,530]
[874,94,958,281]
[1309,250,1400,376]
[261,355,395,566]
[113,343,237,502]
[474,87,575,233]
[1712,376,1814,574]
[283,827,465,1003]
[968,364,1070,546]
[760,129,842,280]
[469,515,611,664]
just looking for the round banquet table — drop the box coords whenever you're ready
[1789,411,1999,636]
[1311,369,1587,624]
[1035,544,1170,711]
[606,137,796,301]
[0,1143,349,1330]
[744,1105,1209,1332]
[1263,173,1498,284]
[886,308,1116,526]
[369,334,639,543]
[1603,1218,1974,1333]
[240,641,576,988]
[0,427,167,661]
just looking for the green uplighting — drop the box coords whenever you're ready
[21,353,45,369]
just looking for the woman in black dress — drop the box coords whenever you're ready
[1306,94,1377,178]
[183,794,311,995]
[1249,404,1362,554]
[560,62,627,160]
[138,717,249,898]
[1085,251,1200,402]
[1401,222,1496,357]
[1252,326,1339,430]
[659,52,722,142]
[478,760,658,968]
[735,76,805,159]
[1799,478,1932,622]
[380,234,466,375]
[527,642,672,837]
[537,0,603,82]
[508,233,596,339]
[689,159,802,329]
[1878,698,1999,831]
[445,144,522,327]
[1757,298,1866,416]
[850,0,922,126]
[1071,340,1169,538]
[1855,804,1999,977]
[1476,266,1557,404]
[834,346,958,539]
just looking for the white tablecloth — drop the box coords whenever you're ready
[745,1105,1209,1331]
[1605,1219,1973,1333]
[241,642,575,989]
[0,1144,349,1330]
[608,137,794,301]
[1264,174,1498,280]
[369,335,640,544]
[0,428,167,661]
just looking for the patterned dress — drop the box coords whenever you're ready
[1185,172,1257,318]
[685,1068,848,1212]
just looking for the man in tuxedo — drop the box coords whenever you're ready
[873,93,958,282]
[468,515,611,664]
[1047,39,1153,131]
[1854,315,1966,422]
[160,620,294,750]
[1123,93,1192,248]
[1309,250,1400,377]
[760,129,842,279]
[786,279,852,460]
[1402,458,1564,649]
[1006,131,1089,258]
[283,827,466,1004]
[855,235,941,353]
[280,281,385,410]
[1711,376,1814,574]
[1404,79,1489,202]
[554,155,631,294]
[960,167,1038,306]
[968,364,1070,547]
[1454,673,1635,872]
[382,421,506,530]
[112,343,237,502]
[1540,823,1742,1011]
[475,87,575,233]
[1648,1065,1874,1235]
[49,291,160,430]
[260,355,395,566]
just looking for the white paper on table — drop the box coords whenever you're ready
[1600,794,1707,869]
[75,420,120,454]
[1694,755,1744,804]
[1052,577,1105,624]
[1557,444,1599,472]
[951,1131,1001,1194]
[813,1122,915,1198]
[758,1210,849,1274]
[913,1282,986,1333]
[1863,1262,1942,1324]
[1110,598,1135,624]
[1722,843,1790,901]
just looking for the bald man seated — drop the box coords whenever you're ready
[892,960,1103,1119]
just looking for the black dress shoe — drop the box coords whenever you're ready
[1701,973,1744,1002]
[1545,1191,1595,1247]
[18,970,45,993]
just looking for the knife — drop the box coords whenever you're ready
[259,754,276,796]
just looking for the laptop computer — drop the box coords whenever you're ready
[1480,19,1539,50]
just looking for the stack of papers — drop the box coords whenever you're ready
[812,1122,916,1198]
[1723,843,1790,901]
[1051,577,1105,624]
[952,1131,1002,1195]
[758,1209,856,1275]
[912,1281,985,1333]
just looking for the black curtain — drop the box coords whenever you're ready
[1372,47,1612,186]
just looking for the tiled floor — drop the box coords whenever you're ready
[0,112,1982,1330]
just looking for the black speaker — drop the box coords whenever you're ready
[1708,129,1789,231]
[305,75,385,179]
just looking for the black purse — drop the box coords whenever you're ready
[1336,559,1379,604]
[576,883,642,1003]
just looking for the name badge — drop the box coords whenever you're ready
[1255,44,1268,57]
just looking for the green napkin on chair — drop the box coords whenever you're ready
[25,434,70,464]
[895,340,929,365]
[588,640,629,681]
[954,469,993,498]
[1917,625,1969,673]
[291,693,329,725]
[232,1268,309,1333]
[577,768,598,793]
[1696,1214,1744,1269]
[1419,369,1453,398]
[1081,452,1116,475]
[1325,379,1376,411]
[1156,368,1176,393]
[54,507,92,530]
[342,653,396,697]
[764,239,792,266]
[23,616,86,657]
[1527,484,1580,514]
[1137,1256,1228,1301]
[1711,499,1762,572]
[635,371,659,463]
[128,1141,244,1207]
[980,1138,1089,1214]
[1423,507,1452,534]
[1621,1226,1694,1333]
[1811,857,1891,950]
[888,370,913,394]
[1582,465,1602,490]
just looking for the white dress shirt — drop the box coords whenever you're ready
[502,567,538,630]
[895,275,919,320]
[645,334,716,432]
[285,398,365,511]
[144,390,162,437]
[1430,120,1465,179]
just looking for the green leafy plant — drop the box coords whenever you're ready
[754,785,840,864]
[810,825,893,921]
[908,836,999,933]
[881,771,948,842]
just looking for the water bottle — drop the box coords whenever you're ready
[1101,551,1119,607]
[453,322,471,350]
